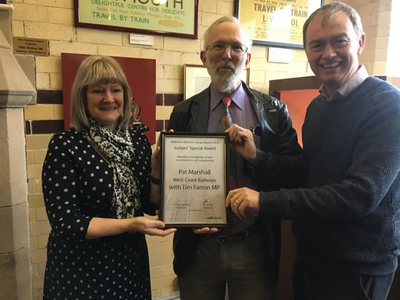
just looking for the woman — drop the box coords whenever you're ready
[42,55,174,299]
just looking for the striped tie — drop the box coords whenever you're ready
[219,97,233,131]
[218,97,236,190]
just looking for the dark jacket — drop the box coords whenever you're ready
[167,82,306,283]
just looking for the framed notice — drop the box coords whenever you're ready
[234,0,324,49]
[74,0,199,39]
[184,64,250,99]
[159,132,229,228]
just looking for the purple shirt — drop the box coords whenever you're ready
[208,83,259,233]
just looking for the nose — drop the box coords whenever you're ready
[322,44,336,60]
[103,90,114,103]
[221,45,232,60]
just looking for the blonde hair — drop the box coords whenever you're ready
[203,16,252,52]
[303,2,364,47]
[70,55,132,131]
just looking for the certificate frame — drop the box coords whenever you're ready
[184,64,250,100]
[73,0,199,39]
[234,0,324,49]
[159,132,229,228]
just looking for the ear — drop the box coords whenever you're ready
[200,51,207,65]
[357,33,366,55]
[245,52,251,68]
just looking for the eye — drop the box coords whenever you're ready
[231,44,243,51]
[92,89,103,94]
[212,42,226,50]
[311,44,321,50]
[112,88,122,93]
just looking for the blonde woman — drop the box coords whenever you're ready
[42,56,174,299]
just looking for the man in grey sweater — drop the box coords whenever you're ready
[227,2,400,299]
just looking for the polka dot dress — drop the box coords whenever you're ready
[42,128,154,300]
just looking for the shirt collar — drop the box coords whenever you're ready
[320,65,369,101]
[210,82,245,111]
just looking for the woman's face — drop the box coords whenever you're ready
[86,83,124,131]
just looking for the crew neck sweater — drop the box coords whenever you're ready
[260,76,400,275]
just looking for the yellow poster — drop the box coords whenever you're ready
[238,0,321,45]
[77,0,196,37]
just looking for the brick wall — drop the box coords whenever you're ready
[352,0,392,75]
[387,0,399,76]
[10,0,393,299]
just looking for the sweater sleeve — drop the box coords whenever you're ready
[260,90,400,220]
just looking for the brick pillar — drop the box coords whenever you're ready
[0,5,36,300]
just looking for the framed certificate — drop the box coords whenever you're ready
[234,0,324,49]
[159,132,229,227]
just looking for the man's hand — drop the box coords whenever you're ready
[130,217,176,237]
[226,188,260,219]
[226,124,256,163]
[192,227,219,234]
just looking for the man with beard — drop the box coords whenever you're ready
[227,3,400,299]
[167,16,307,300]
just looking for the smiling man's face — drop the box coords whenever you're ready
[305,12,365,92]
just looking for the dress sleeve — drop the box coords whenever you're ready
[42,132,92,242]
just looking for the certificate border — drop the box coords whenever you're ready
[234,0,324,49]
[73,0,199,39]
[159,132,230,228]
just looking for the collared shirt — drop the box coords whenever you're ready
[320,65,369,101]
[208,82,259,233]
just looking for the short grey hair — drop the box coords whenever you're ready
[303,1,364,47]
[202,16,252,51]
[70,55,132,132]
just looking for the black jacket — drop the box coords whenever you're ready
[167,82,306,283]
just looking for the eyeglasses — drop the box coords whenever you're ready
[205,42,248,56]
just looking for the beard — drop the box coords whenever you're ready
[210,62,246,94]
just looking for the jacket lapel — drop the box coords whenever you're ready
[243,82,262,125]
[190,88,210,133]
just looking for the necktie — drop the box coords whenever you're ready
[219,97,233,132]
[218,97,239,225]
[218,97,237,190]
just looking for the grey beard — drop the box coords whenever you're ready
[213,72,242,94]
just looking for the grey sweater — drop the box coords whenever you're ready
[260,76,400,275]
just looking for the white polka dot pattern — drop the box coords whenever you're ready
[42,128,154,299]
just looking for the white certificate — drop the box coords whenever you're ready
[160,133,229,227]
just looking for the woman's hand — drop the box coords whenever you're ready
[130,216,176,237]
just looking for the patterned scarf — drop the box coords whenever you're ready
[82,119,141,219]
